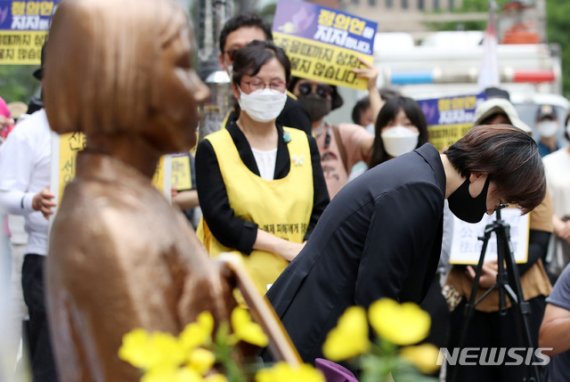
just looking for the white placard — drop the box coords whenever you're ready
[449,208,530,265]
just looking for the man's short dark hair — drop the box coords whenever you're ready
[351,97,370,125]
[219,13,273,53]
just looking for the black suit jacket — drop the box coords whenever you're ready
[266,143,446,363]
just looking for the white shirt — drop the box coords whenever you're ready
[0,110,51,255]
[251,147,277,180]
[543,148,570,218]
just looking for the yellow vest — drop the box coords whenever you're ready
[197,127,313,294]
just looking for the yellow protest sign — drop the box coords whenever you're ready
[51,133,171,206]
[0,1,59,65]
[170,154,192,191]
[272,0,377,90]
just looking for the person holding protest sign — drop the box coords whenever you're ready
[196,40,328,295]
[289,76,374,198]
[218,13,312,135]
[266,123,546,367]
[444,97,553,382]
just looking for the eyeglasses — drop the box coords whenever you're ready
[241,78,286,92]
[297,82,333,98]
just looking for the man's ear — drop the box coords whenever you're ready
[468,172,485,183]
[230,82,240,100]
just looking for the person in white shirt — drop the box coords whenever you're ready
[0,108,57,381]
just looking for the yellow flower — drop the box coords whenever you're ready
[187,348,216,375]
[231,307,268,347]
[255,362,325,382]
[180,312,214,351]
[400,344,440,374]
[119,329,186,371]
[119,329,155,369]
[322,306,370,361]
[369,299,430,345]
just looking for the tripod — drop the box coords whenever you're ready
[449,207,542,382]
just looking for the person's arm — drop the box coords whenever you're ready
[353,57,383,124]
[553,215,570,243]
[339,124,374,169]
[172,189,199,210]
[354,183,442,306]
[0,132,54,218]
[195,140,258,254]
[304,136,329,240]
[540,268,570,356]
[517,229,551,274]
[253,230,305,262]
[540,304,570,356]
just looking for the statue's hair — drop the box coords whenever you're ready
[44,0,187,135]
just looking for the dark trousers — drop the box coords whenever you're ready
[22,254,58,382]
[446,296,546,382]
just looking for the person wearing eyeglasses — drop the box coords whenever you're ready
[218,13,312,135]
[196,40,329,295]
[289,77,374,198]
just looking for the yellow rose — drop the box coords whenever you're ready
[322,306,370,361]
[255,362,324,382]
[180,312,214,351]
[400,344,440,374]
[231,307,268,347]
[369,299,430,345]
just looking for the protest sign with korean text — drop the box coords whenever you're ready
[50,133,171,209]
[272,0,377,90]
[0,0,60,64]
[449,208,530,265]
[417,93,486,152]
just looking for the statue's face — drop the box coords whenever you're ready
[145,24,209,153]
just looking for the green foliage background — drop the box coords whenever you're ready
[0,65,39,104]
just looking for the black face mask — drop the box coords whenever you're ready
[298,95,332,122]
[448,176,491,223]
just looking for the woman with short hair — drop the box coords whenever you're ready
[196,41,329,295]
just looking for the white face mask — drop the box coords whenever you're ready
[365,123,375,135]
[238,88,287,123]
[381,125,419,157]
[537,121,559,137]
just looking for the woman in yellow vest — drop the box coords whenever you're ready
[196,41,329,294]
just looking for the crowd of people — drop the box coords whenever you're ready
[1,5,570,382]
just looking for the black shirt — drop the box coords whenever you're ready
[195,119,329,254]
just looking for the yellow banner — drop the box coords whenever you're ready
[428,124,474,152]
[55,133,168,203]
[0,31,47,65]
[171,155,192,191]
[273,32,372,90]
